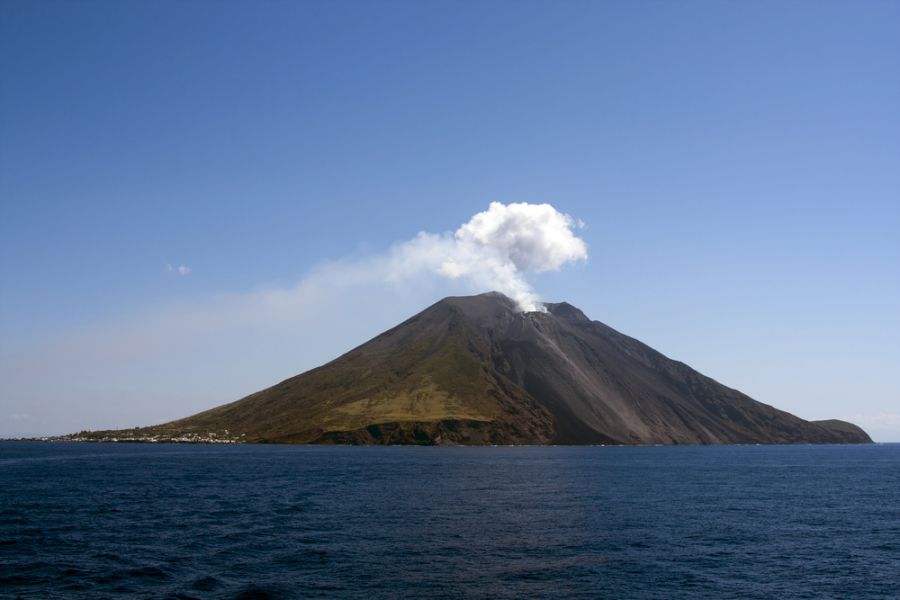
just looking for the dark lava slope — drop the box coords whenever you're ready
[110,292,872,445]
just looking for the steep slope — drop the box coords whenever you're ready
[144,293,556,444]
[81,292,872,445]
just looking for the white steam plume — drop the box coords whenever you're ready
[392,202,587,311]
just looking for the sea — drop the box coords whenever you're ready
[1,442,898,599]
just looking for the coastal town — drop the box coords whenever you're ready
[17,430,247,444]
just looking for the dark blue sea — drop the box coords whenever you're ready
[1,443,898,599]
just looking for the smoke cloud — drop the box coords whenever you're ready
[390,202,587,311]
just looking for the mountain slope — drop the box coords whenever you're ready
[81,292,872,445]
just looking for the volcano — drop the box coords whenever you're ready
[85,292,871,445]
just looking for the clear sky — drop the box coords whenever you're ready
[1,1,898,440]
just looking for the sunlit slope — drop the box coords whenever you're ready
[140,294,554,443]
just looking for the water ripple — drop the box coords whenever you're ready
[1,443,898,599]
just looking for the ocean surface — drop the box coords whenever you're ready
[1,443,898,599]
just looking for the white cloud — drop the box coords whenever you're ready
[456,202,587,273]
[165,264,191,276]
[392,201,588,311]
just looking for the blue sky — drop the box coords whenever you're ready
[1,1,898,440]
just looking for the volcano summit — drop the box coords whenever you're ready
[77,292,871,445]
